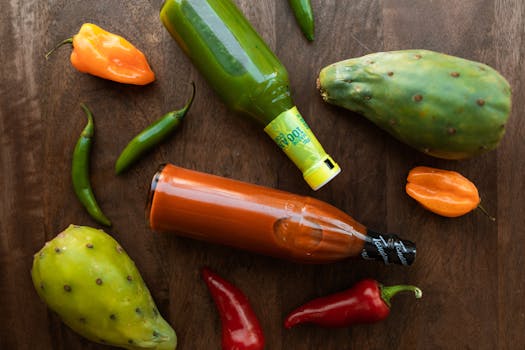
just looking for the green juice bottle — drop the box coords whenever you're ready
[160,0,341,190]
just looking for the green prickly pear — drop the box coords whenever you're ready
[31,224,177,349]
[318,50,512,160]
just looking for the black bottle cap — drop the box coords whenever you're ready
[361,229,416,266]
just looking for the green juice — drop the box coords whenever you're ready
[160,0,340,190]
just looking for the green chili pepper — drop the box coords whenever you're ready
[115,82,195,175]
[288,0,315,41]
[72,104,111,227]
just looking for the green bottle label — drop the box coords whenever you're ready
[264,107,341,190]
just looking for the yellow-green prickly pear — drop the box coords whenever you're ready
[318,50,512,160]
[31,224,177,349]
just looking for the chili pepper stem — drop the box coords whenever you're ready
[477,204,496,221]
[380,284,422,308]
[79,103,94,138]
[180,81,196,116]
[45,38,73,59]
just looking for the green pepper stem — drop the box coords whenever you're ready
[477,203,496,222]
[178,81,196,119]
[380,284,422,308]
[79,103,94,138]
[45,38,73,60]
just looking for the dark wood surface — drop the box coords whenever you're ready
[1,1,523,349]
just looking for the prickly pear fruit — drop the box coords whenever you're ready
[318,50,512,159]
[31,225,177,350]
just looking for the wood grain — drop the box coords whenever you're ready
[1,0,523,349]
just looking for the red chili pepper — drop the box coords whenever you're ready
[202,268,265,350]
[284,279,422,328]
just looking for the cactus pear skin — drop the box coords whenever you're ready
[31,225,177,350]
[318,50,512,159]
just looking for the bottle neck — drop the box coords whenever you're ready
[361,229,416,266]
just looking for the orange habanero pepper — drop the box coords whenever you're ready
[46,23,155,85]
[406,166,494,220]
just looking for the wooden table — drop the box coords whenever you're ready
[1,1,523,349]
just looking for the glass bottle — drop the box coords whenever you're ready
[160,0,341,190]
[147,164,416,265]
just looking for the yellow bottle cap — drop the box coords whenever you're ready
[303,155,341,190]
[264,107,342,191]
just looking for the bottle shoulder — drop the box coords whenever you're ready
[234,70,295,123]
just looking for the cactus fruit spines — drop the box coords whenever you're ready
[318,50,512,159]
[31,225,177,350]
